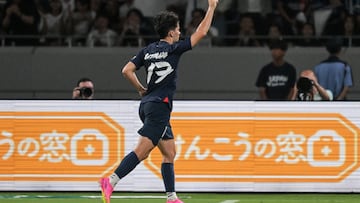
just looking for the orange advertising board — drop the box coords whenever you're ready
[145,112,360,182]
[0,112,124,181]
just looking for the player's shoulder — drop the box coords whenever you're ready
[142,41,158,51]
[175,37,192,49]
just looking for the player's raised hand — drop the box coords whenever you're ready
[190,0,219,47]
[208,0,219,8]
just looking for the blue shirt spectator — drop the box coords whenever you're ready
[314,37,354,100]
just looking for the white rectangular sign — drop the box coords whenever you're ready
[0,100,359,192]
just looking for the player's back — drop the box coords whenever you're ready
[138,38,192,105]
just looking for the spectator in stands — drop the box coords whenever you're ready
[314,37,354,100]
[61,0,75,21]
[166,2,187,32]
[68,0,93,46]
[342,14,360,47]
[72,77,94,99]
[119,0,135,20]
[308,0,330,12]
[41,0,67,46]
[322,0,346,36]
[118,8,155,47]
[2,0,41,46]
[35,0,49,15]
[132,0,181,19]
[235,0,272,35]
[264,24,283,47]
[229,14,260,47]
[292,69,333,101]
[295,22,322,46]
[274,0,310,36]
[306,0,330,20]
[98,0,121,33]
[89,0,101,19]
[86,14,117,47]
[255,39,297,100]
[185,0,232,45]
[185,8,219,46]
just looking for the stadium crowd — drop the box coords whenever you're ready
[0,0,360,47]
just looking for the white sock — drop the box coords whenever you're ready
[166,192,178,201]
[109,173,120,188]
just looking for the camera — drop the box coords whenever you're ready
[296,77,314,101]
[79,87,93,98]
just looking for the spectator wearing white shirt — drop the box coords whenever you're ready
[61,0,75,21]
[68,0,93,46]
[87,14,117,47]
[42,0,67,46]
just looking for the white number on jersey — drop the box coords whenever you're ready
[147,62,174,84]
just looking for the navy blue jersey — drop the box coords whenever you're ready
[131,37,192,108]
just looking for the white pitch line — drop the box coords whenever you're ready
[220,200,240,203]
[3,195,167,199]
[81,195,166,199]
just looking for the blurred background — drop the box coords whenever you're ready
[0,0,359,100]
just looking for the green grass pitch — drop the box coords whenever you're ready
[0,192,359,203]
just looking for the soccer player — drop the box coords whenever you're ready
[99,0,219,203]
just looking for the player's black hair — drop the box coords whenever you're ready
[76,77,93,87]
[269,39,288,51]
[325,37,343,54]
[153,11,179,39]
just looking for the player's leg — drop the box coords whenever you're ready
[100,102,167,203]
[100,136,155,203]
[114,136,155,183]
[158,137,183,203]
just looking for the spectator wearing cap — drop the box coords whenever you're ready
[255,39,297,100]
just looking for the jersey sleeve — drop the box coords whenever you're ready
[130,48,145,70]
[174,37,192,55]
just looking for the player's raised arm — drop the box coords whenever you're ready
[190,0,218,47]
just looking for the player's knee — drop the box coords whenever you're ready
[163,149,176,162]
[134,148,152,161]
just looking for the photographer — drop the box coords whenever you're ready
[72,77,94,99]
[293,70,333,101]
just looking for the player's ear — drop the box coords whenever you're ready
[169,31,173,38]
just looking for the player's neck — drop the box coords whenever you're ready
[160,37,174,45]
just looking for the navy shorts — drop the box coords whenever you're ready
[138,102,174,146]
